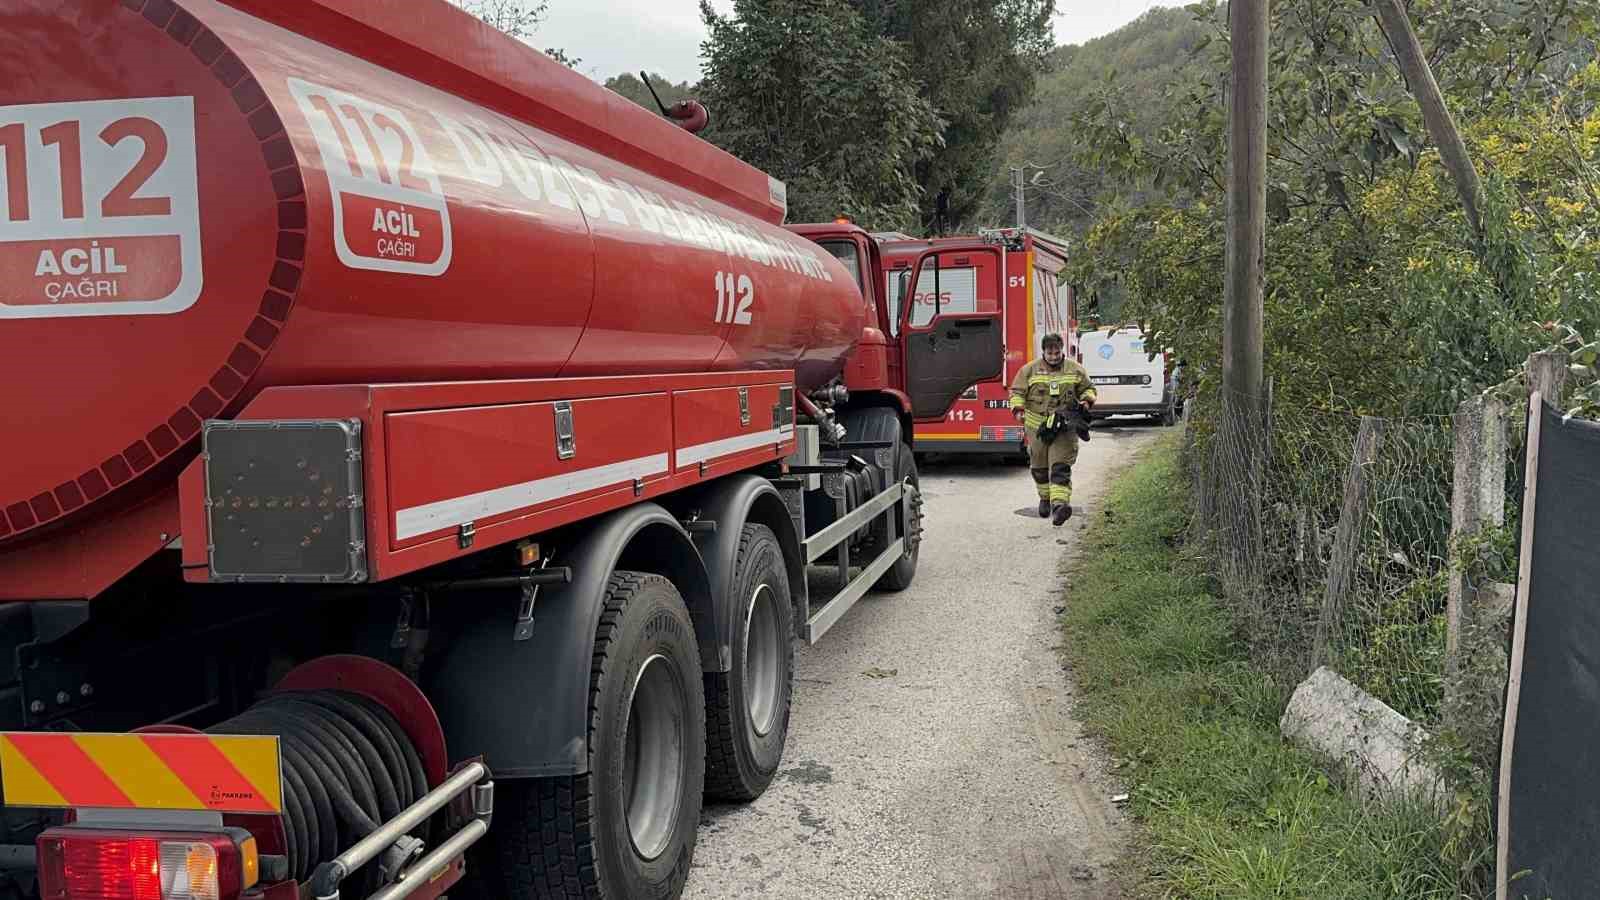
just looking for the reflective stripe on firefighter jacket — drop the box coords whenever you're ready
[1008,357,1096,429]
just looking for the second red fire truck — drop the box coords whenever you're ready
[876,229,1078,459]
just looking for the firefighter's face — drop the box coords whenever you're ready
[1043,344,1064,365]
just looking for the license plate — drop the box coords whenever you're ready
[1091,376,1117,385]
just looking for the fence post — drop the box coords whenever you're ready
[1443,392,1510,759]
[1527,347,1570,408]
[1445,395,1507,694]
[1313,416,1385,667]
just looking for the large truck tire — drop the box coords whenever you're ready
[872,439,922,593]
[704,523,795,801]
[492,572,705,899]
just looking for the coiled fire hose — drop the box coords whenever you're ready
[207,692,428,887]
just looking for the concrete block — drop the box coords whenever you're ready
[1280,666,1445,811]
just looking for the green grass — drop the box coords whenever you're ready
[1062,436,1477,899]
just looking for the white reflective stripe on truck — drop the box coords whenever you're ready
[394,453,670,540]
[674,425,795,467]
[393,424,796,541]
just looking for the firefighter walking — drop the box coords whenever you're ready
[1010,333,1096,525]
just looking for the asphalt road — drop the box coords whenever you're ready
[682,420,1166,900]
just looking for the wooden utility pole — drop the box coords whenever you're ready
[1224,0,1267,412]
[1373,0,1484,236]
[1217,0,1269,588]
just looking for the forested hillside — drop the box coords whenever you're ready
[977,6,1213,237]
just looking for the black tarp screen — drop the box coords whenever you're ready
[1499,402,1600,899]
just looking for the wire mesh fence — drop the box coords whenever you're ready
[1176,358,1589,896]
[1187,392,1463,726]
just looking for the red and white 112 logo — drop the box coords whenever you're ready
[0,96,202,318]
[288,78,452,277]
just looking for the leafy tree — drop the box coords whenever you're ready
[1060,0,1599,419]
[849,0,1056,232]
[448,0,581,68]
[604,72,696,113]
[698,0,943,229]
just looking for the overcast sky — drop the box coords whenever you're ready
[539,0,1188,85]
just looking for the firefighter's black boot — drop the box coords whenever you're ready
[1052,503,1072,526]
[1038,499,1051,518]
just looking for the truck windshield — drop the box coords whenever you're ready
[817,240,863,291]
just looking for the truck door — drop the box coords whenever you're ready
[896,247,1005,420]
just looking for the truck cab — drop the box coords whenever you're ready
[787,222,1008,424]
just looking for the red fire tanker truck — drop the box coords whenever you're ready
[0,2,1006,898]
[877,229,1077,458]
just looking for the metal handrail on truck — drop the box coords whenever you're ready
[312,762,494,900]
[801,478,916,642]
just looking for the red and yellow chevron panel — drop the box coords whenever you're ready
[0,732,282,814]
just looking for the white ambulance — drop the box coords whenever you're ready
[1081,326,1178,426]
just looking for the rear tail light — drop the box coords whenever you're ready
[37,828,257,900]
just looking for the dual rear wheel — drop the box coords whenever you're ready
[487,524,794,898]
[705,525,795,801]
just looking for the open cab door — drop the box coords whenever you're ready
[896,246,1005,420]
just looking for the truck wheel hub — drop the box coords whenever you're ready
[623,653,686,861]
[744,583,781,737]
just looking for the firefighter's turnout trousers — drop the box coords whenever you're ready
[1010,357,1097,507]
[1027,426,1078,504]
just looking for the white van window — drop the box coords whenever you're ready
[886,266,977,328]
